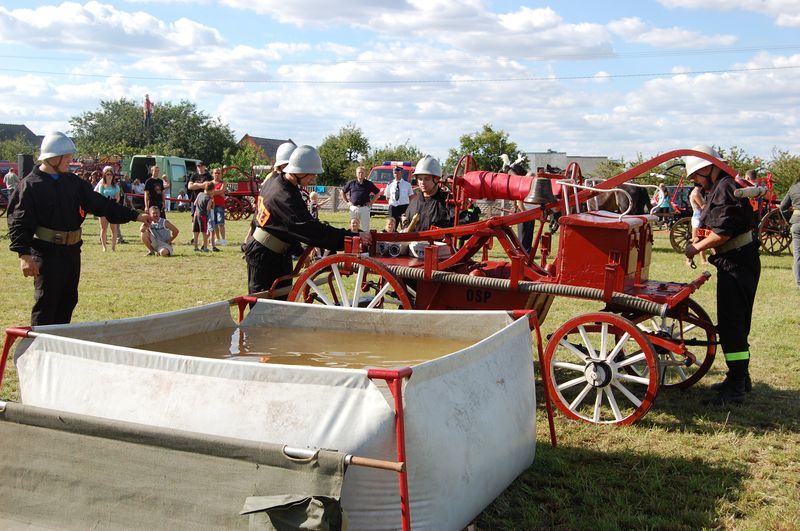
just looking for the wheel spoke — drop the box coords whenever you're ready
[607,331,631,360]
[604,387,623,421]
[366,282,393,309]
[577,325,597,359]
[553,361,586,372]
[557,338,589,362]
[611,381,643,407]
[305,277,335,306]
[599,322,608,359]
[568,383,594,411]
[683,322,697,334]
[557,376,587,391]
[351,264,366,308]
[330,264,350,307]
[616,373,650,386]
[615,351,646,368]
[592,389,603,423]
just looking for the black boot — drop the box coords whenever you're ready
[710,372,752,393]
[702,378,746,405]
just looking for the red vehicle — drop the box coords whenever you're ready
[248,149,731,427]
[367,161,414,215]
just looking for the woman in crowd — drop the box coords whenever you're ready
[688,182,709,266]
[95,166,121,252]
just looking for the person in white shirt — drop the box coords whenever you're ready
[384,165,413,225]
[4,170,20,191]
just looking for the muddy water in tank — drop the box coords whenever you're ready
[137,326,474,369]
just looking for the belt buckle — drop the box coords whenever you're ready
[53,232,65,244]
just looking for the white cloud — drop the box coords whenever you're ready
[220,0,407,26]
[658,0,800,27]
[0,1,223,52]
[608,17,736,47]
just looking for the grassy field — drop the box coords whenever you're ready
[1,210,798,529]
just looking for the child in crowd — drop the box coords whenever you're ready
[349,218,361,232]
[193,181,214,252]
[176,189,189,212]
[383,217,396,233]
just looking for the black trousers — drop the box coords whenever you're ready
[31,244,81,326]
[517,221,534,254]
[389,204,408,224]
[244,240,292,300]
[711,243,760,373]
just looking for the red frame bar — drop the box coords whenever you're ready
[367,367,413,531]
[509,311,558,448]
[1,327,32,390]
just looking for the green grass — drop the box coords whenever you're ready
[1,211,798,530]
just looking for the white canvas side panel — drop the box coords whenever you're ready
[14,301,235,364]
[241,299,514,341]
[402,317,537,531]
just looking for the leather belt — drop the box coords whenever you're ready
[253,227,290,254]
[34,227,82,245]
[716,231,754,254]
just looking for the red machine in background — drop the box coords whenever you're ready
[255,149,730,427]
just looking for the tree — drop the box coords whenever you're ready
[317,123,370,185]
[768,148,800,196]
[364,141,424,170]
[222,143,266,182]
[717,145,758,178]
[69,98,236,163]
[0,134,37,161]
[445,124,523,174]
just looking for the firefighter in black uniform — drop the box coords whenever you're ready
[7,132,152,326]
[244,145,372,297]
[683,145,760,405]
[402,155,452,232]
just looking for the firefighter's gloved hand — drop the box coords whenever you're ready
[684,243,699,259]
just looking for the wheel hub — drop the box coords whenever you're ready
[584,361,613,388]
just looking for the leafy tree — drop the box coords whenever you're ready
[445,124,523,174]
[69,98,236,163]
[317,123,370,185]
[0,134,37,161]
[717,145,758,178]
[768,149,800,196]
[222,143,266,182]
[364,141,424,170]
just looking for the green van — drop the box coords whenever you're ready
[122,155,202,208]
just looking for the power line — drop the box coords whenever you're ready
[0,64,798,85]
[0,43,799,65]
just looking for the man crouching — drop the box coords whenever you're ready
[141,206,179,256]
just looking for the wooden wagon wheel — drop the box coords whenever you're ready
[759,208,791,255]
[669,217,692,253]
[543,312,659,425]
[225,196,244,221]
[288,254,413,309]
[241,197,255,220]
[629,298,716,390]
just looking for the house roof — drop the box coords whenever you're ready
[238,135,292,161]
[0,124,41,146]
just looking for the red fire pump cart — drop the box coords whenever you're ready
[254,149,727,426]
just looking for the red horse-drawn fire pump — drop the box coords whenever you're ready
[265,149,728,426]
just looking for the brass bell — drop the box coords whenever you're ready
[524,177,558,205]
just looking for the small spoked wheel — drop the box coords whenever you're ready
[633,298,716,390]
[544,312,659,425]
[288,254,413,309]
[759,208,791,255]
[669,217,692,253]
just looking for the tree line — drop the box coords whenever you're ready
[1,97,797,194]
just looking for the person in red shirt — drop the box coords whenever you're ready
[211,167,227,245]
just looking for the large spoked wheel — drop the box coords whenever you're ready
[759,208,791,255]
[225,196,244,221]
[669,217,692,253]
[288,254,413,309]
[544,312,659,425]
[632,298,717,390]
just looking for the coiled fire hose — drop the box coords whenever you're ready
[384,265,668,317]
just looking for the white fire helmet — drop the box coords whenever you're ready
[274,141,297,167]
[413,155,442,178]
[684,145,722,178]
[38,131,77,161]
[283,145,323,175]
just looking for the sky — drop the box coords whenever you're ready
[1,0,799,163]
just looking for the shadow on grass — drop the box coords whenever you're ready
[477,442,744,530]
[643,381,800,435]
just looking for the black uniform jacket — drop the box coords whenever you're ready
[255,174,348,253]
[8,168,140,256]
[404,188,452,232]
[699,173,755,238]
